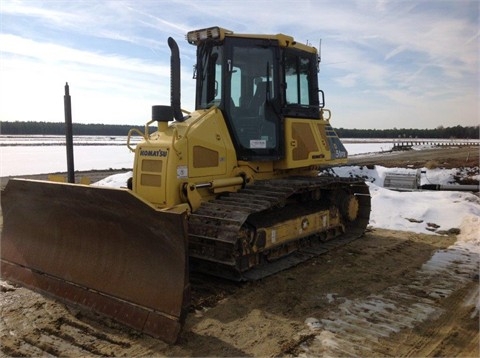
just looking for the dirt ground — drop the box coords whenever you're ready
[348,145,479,170]
[1,146,479,357]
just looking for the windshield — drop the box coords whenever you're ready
[195,37,282,161]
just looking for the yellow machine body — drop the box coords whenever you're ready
[131,108,348,212]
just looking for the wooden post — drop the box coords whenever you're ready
[64,82,75,183]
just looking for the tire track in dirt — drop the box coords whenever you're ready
[41,317,133,356]
[0,281,147,357]
[294,233,479,357]
[0,274,240,357]
[393,283,479,357]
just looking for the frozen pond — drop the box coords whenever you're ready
[1,135,138,176]
[1,145,134,176]
[0,135,475,176]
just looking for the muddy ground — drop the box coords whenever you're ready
[1,146,479,357]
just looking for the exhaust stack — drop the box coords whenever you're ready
[168,37,183,122]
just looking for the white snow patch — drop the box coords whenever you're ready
[368,183,480,235]
[92,171,132,188]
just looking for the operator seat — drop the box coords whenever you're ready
[248,81,268,116]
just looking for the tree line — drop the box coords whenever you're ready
[0,121,152,136]
[0,121,478,139]
[335,125,479,139]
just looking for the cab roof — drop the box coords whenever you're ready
[186,26,317,54]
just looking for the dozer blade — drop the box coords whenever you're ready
[1,179,189,344]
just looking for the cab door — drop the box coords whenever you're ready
[223,38,283,161]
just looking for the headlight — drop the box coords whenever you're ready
[186,26,232,45]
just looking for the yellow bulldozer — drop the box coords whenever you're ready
[1,27,370,344]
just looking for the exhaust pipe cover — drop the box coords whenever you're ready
[168,37,184,122]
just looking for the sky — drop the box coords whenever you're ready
[0,0,478,129]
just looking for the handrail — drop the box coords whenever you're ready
[126,118,161,152]
[144,119,157,138]
[321,108,331,121]
[171,127,182,157]
[127,108,193,153]
[127,128,146,152]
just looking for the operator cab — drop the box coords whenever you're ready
[188,27,323,161]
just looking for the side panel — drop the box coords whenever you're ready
[134,145,169,206]
[320,123,348,160]
[188,111,231,178]
[274,118,348,170]
[132,108,238,208]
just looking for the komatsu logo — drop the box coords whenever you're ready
[140,149,168,157]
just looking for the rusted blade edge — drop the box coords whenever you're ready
[1,260,183,344]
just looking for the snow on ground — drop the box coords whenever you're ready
[367,185,480,235]
[327,164,479,187]
[93,171,132,188]
[323,165,480,235]
[94,165,480,238]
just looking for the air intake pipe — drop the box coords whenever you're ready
[168,37,184,122]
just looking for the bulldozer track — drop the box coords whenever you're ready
[188,176,371,280]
